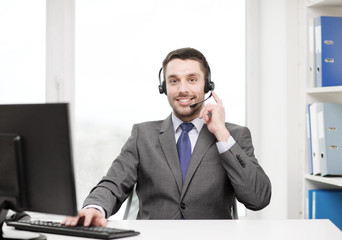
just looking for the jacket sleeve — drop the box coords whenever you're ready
[220,126,272,210]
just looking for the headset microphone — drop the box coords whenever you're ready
[189,92,213,109]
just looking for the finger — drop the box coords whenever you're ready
[199,106,209,123]
[61,217,68,224]
[199,106,205,119]
[203,104,215,114]
[205,113,210,123]
[83,211,96,227]
[202,104,216,123]
[212,91,223,106]
[61,216,73,225]
[71,216,82,226]
[199,105,211,120]
[63,216,79,226]
[71,209,89,226]
[204,109,211,123]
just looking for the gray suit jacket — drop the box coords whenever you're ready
[83,115,271,219]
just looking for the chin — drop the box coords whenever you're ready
[174,108,199,121]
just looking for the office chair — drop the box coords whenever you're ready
[123,187,239,220]
[231,197,239,219]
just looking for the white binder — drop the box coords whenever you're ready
[309,103,321,175]
[311,103,342,176]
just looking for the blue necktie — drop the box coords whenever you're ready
[177,123,194,182]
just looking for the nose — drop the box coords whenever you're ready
[178,80,189,93]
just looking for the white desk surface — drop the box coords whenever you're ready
[4,219,342,240]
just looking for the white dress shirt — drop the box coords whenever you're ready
[171,113,236,154]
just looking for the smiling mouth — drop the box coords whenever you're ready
[176,97,194,105]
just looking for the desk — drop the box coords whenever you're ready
[4,219,342,240]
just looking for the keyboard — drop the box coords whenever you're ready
[6,220,140,239]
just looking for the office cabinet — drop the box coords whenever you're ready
[303,0,342,219]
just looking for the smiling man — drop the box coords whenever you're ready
[64,47,271,226]
[165,58,205,121]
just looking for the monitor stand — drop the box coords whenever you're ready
[0,208,46,240]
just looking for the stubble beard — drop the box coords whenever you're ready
[172,102,203,122]
[168,92,205,122]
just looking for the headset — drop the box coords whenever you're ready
[158,66,215,95]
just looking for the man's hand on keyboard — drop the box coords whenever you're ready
[62,208,107,227]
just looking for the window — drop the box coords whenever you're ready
[0,0,46,104]
[75,0,246,219]
[0,0,246,219]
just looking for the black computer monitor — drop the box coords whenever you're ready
[0,103,78,237]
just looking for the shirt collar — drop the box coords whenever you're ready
[171,113,204,133]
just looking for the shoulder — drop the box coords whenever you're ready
[131,120,165,135]
[134,120,164,129]
[133,114,172,133]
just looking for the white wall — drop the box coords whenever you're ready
[246,0,304,219]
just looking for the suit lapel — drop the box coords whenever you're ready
[181,124,216,198]
[159,115,183,194]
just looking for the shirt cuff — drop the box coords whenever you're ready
[216,136,236,154]
[83,205,106,218]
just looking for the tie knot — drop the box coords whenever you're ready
[180,123,194,133]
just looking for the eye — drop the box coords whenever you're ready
[189,78,197,83]
[168,78,178,85]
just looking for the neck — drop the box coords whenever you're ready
[173,108,202,123]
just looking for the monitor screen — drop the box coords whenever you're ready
[0,103,77,217]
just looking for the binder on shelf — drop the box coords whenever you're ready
[308,189,342,230]
[308,18,316,88]
[307,104,313,174]
[308,103,321,175]
[310,103,342,176]
[314,16,342,87]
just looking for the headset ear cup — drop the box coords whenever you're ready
[209,81,215,91]
[159,84,164,94]
[204,80,215,93]
[205,66,214,93]
[158,67,166,94]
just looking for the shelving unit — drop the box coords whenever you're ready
[306,0,342,7]
[305,174,342,187]
[306,86,342,94]
[303,0,342,217]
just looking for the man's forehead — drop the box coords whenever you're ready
[165,59,204,76]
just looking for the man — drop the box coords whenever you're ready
[64,47,271,226]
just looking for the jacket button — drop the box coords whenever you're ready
[240,161,246,168]
[180,202,186,209]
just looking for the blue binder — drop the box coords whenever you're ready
[308,189,342,230]
[315,16,342,87]
[314,103,342,176]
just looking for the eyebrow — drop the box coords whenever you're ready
[167,73,201,79]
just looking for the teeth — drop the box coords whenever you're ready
[179,99,190,102]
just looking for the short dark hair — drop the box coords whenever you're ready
[162,47,209,81]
